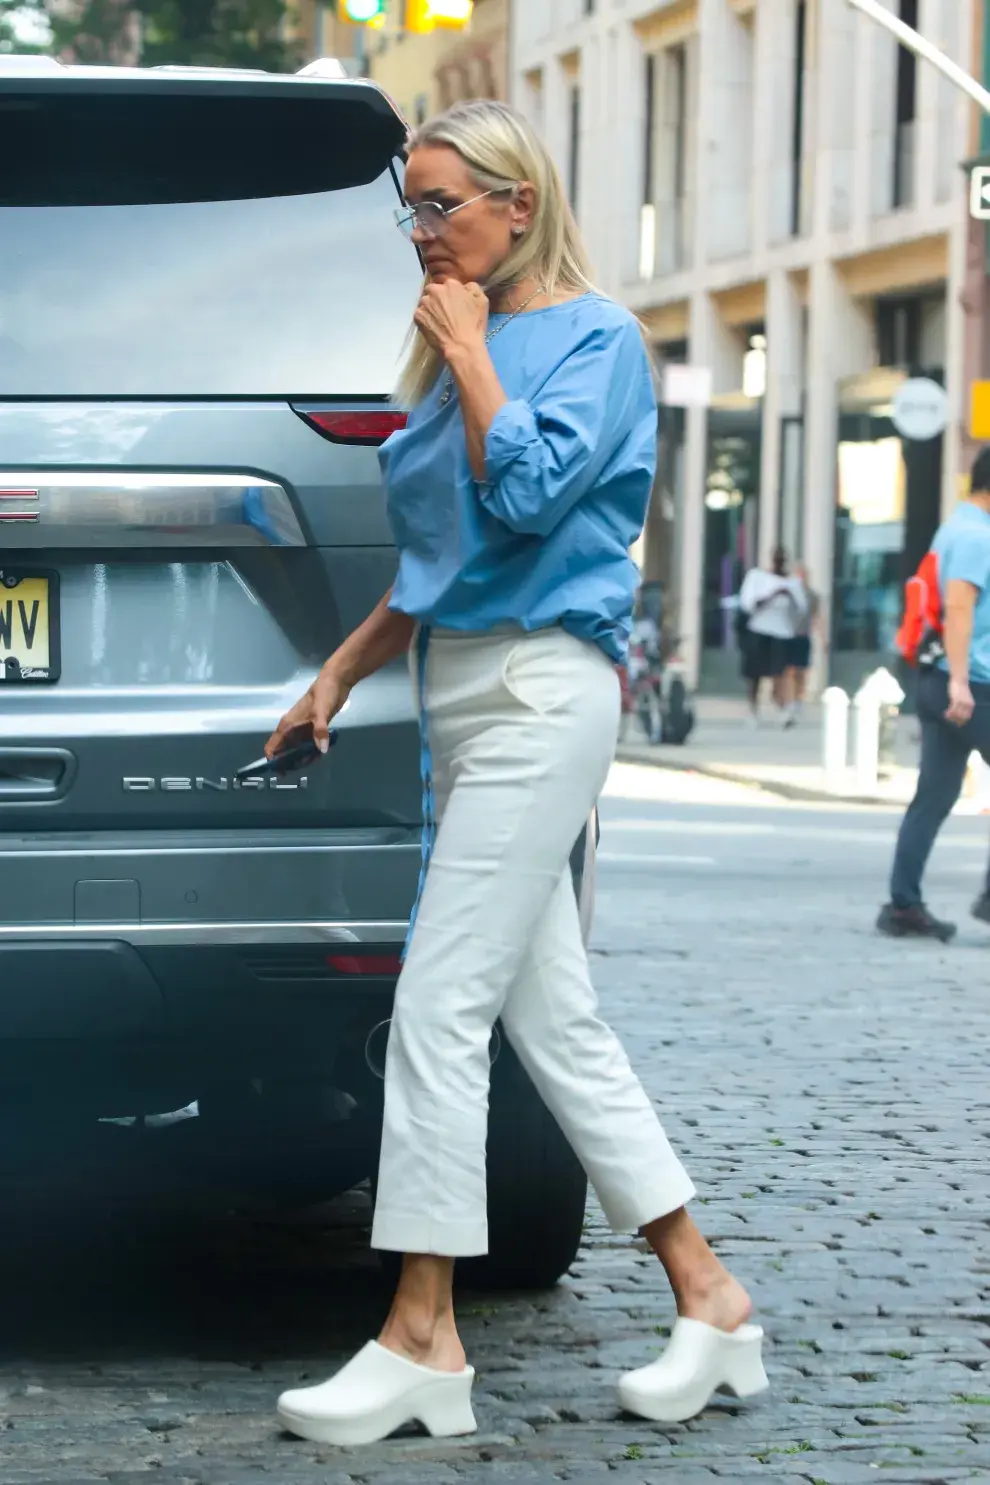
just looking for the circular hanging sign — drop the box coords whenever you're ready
[892,378,948,442]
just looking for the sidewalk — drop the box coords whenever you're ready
[617,696,923,806]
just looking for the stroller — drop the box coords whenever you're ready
[618,584,695,746]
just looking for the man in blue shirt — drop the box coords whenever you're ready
[879,447,990,940]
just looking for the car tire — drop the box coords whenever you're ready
[375,822,595,1292]
[374,1043,588,1293]
[462,1043,587,1291]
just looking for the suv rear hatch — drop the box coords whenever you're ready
[0,69,423,957]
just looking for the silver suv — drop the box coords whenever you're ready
[0,57,594,1288]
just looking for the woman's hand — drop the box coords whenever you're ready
[265,665,351,760]
[414,280,489,361]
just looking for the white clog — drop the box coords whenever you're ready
[277,1341,477,1447]
[618,1318,768,1424]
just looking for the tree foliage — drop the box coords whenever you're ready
[0,0,46,53]
[138,0,297,71]
[0,0,299,69]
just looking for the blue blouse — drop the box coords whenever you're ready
[379,293,658,664]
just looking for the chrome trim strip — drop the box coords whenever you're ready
[0,920,409,946]
[0,472,305,548]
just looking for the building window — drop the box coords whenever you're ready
[523,68,544,133]
[743,331,768,400]
[671,45,687,203]
[639,52,656,278]
[643,51,655,205]
[893,0,918,209]
[791,0,806,236]
[568,84,581,211]
[877,296,922,369]
[654,43,689,274]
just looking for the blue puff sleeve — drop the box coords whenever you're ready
[479,313,656,539]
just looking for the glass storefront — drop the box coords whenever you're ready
[699,402,761,690]
[831,368,944,696]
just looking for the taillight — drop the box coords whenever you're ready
[292,407,408,446]
[327,954,404,976]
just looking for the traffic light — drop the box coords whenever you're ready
[405,0,473,33]
[337,0,386,23]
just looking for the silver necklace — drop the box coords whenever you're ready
[439,285,546,407]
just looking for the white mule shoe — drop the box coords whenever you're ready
[618,1318,768,1424]
[277,1341,477,1447]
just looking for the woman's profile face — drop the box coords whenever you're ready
[403,144,533,287]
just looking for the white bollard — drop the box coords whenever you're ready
[822,687,850,784]
[852,668,905,795]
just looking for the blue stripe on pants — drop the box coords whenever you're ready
[403,624,435,961]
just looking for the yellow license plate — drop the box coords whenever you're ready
[0,571,60,682]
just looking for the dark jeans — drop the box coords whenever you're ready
[890,668,990,908]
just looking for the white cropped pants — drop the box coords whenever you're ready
[371,626,695,1257]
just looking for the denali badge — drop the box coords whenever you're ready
[122,776,309,792]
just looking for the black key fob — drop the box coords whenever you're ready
[236,729,338,781]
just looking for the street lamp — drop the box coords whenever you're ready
[844,0,990,115]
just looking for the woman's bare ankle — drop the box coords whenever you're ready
[378,1308,466,1372]
[376,1253,465,1371]
[642,1208,753,1334]
[674,1268,752,1333]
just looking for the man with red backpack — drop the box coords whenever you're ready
[878,447,990,941]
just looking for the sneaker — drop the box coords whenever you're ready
[876,903,956,942]
[972,894,990,926]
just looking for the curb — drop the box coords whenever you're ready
[614,746,907,809]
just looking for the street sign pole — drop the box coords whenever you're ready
[844,0,990,115]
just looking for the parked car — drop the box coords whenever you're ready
[0,56,594,1289]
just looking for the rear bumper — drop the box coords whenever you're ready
[0,819,595,1049]
[0,922,405,1043]
[0,931,400,1101]
[0,828,420,932]
[0,828,413,1048]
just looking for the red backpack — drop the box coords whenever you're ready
[896,550,943,666]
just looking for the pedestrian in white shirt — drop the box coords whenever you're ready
[737,548,807,723]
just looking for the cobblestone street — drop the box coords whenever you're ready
[1,762,988,1485]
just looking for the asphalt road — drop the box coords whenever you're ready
[1,762,989,1485]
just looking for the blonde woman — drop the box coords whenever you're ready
[267,100,767,1446]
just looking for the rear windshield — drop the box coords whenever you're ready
[0,89,421,397]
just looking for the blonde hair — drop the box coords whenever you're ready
[396,99,597,407]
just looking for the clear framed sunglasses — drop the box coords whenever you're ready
[394,189,496,241]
